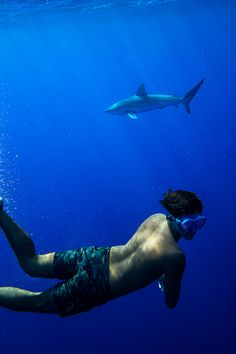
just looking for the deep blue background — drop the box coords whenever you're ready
[0,1,235,353]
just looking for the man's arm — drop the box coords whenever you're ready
[162,252,186,309]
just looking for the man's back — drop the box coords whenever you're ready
[109,213,185,306]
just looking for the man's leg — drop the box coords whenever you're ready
[0,287,58,314]
[0,207,56,279]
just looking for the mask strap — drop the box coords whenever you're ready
[166,214,181,239]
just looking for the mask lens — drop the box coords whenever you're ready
[195,217,206,228]
[181,215,206,233]
[181,219,194,232]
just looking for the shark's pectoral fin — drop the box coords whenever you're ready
[128,113,138,119]
[136,84,147,97]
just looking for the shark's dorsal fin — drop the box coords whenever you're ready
[136,84,147,97]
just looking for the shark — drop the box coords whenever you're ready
[105,79,204,119]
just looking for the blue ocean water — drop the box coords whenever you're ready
[0,1,235,353]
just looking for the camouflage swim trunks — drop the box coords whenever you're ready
[52,246,111,317]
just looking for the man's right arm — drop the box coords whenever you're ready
[162,252,186,309]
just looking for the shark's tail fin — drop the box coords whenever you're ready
[182,79,204,114]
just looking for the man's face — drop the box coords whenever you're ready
[182,230,197,240]
[176,213,206,240]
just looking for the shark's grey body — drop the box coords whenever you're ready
[105,79,204,119]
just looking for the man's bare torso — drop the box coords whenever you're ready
[109,213,185,301]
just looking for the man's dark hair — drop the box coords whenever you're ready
[160,189,203,217]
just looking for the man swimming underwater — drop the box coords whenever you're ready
[0,189,206,317]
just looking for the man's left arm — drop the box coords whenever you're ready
[161,252,186,309]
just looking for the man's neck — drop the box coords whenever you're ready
[167,218,182,242]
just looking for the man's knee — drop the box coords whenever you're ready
[19,255,42,277]
[34,290,58,314]
[19,253,55,278]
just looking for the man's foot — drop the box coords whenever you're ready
[0,197,3,210]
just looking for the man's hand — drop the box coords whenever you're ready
[158,274,165,292]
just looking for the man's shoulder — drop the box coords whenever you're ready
[138,213,166,233]
[143,213,166,225]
